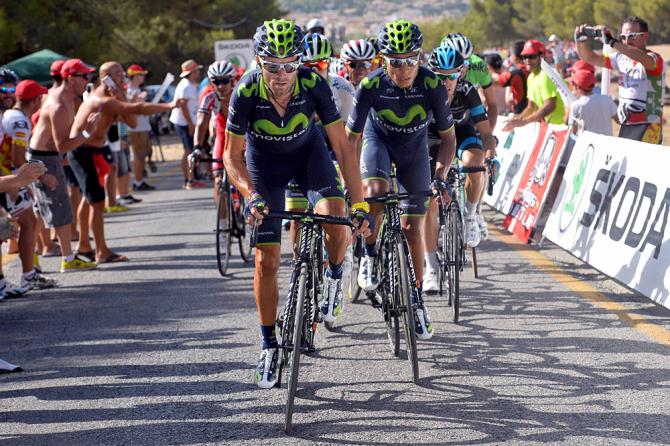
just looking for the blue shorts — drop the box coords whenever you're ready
[429,125,483,177]
[176,125,194,153]
[247,138,345,245]
[360,131,430,216]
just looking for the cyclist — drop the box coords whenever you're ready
[422,46,497,293]
[193,60,237,206]
[340,39,377,88]
[223,19,371,389]
[348,20,456,340]
[442,32,497,241]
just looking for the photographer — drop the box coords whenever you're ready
[575,17,665,144]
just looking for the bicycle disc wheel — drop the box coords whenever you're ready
[396,237,419,383]
[236,195,254,263]
[447,203,461,323]
[285,263,308,433]
[215,187,231,276]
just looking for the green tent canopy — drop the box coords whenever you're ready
[3,49,69,85]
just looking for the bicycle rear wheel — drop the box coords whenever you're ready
[437,222,447,297]
[396,237,419,383]
[285,263,308,433]
[446,202,462,323]
[215,185,231,276]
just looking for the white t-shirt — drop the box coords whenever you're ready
[2,109,31,153]
[328,74,355,122]
[127,85,152,132]
[169,78,198,127]
[569,94,617,136]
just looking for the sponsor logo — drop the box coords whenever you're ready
[559,143,593,232]
[237,82,258,98]
[12,121,28,129]
[423,75,440,90]
[251,113,309,136]
[377,104,426,126]
[300,71,320,90]
[361,76,380,90]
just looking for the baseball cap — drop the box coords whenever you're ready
[548,34,560,42]
[569,69,596,91]
[50,60,65,76]
[180,59,203,78]
[15,80,48,100]
[127,64,148,76]
[521,39,546,56]
[567,60,595,73]
[61,59,95,79]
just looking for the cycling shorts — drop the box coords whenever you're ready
[360,132,430,216]
[212,114,227,172]
[247,139,345,245]
[429,125,483,178]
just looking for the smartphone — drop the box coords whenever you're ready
[583,27,602,38]
[103,75,117,91]
[27,159,44,165]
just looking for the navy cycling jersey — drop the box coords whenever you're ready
[346,66,454,141]
[428,79,487,141]
[226,67,341,154]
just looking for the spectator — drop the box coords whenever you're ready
[503,40,565,131]
[126,64,156,192]
[484,53,510,115]
[306,18,326,36]
[496,41,529,115]
[169,59,204,189]
[567,69,617,136]
[547,34,566,74]
[575,16,665,144]
[103,123,129,213]
[115,121,139,206]
[49,60,65,88]
[567,60,600,94]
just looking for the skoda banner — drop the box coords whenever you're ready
[485,119,545,214]
[214,39,254,69]
[544,131,670,309]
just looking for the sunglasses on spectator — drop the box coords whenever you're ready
[522,54,540,60]
[384,54,420,68]
[303,60,329,71]
[437,70,461,81]
[212,77,232,86]
[260,59,300,74]
[620,32,645,41]
[70,73,94,81]
[346,61,372,70]
[0,87,16,94]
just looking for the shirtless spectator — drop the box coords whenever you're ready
[68,61,183,264]
[2,80,57,291]
[29,59,99,273]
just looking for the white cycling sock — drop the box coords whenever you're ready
[425,251,438,273]
[466,201,478,217]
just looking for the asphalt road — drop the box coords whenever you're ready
[1,161,669,446]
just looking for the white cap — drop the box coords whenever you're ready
[306,18,325,31]
[548,34,560,42]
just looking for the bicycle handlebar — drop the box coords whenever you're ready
[364,190,433,204]
[249,210,353,248]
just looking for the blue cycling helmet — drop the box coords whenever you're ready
[429,46,465,71]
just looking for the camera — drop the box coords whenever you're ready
[583,27,602,38]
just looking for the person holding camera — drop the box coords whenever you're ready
[575,16,665,144]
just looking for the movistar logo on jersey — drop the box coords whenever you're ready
[252,113,309,136]
[237,82,258,98]
[377,104,427,126]
[361,76,380,90]
[300,71,320,90]
[424,76,441,90]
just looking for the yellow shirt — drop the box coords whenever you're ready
[526,70,565,125]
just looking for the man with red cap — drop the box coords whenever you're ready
[67,61,185,264]
[30,58,100,273]
[567,69,617,136]
[1,80,57,291]
[503,39,565,130]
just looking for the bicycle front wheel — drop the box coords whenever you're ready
[285,263,308,433]
[395,236,419,383]
[235,194,254,263]
[215,185,231,276]
[446,202,462,323]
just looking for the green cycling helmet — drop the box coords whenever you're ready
[302,33,333,62]
[377,20,423,55]
[254,19,305,58]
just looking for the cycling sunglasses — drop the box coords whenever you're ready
[0,87,16,94]
[620,32,645,41]
[384,54,420,68]
[437,70,461,81]
[260,59,301,74]
[346,60,372,70]
[303,60,329,71]
[522,54,540,60]
[212,77,232,86]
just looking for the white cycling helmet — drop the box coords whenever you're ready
[207,60,236,81]
[306,18,326,33]
[329,57,344,75]
[340,39,376,61]
[441,33,474,59]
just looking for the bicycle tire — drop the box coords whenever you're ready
[396,237,419,383]
[437,223,447,297]
[236,195,254,263]
[348,239,363,303]
[447,203,461,323]
[285,263,308,433]
[383,294,400,357]
[215,184,231,276]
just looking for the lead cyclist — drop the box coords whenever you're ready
[347,20,457,340]
[223,19,372,389]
